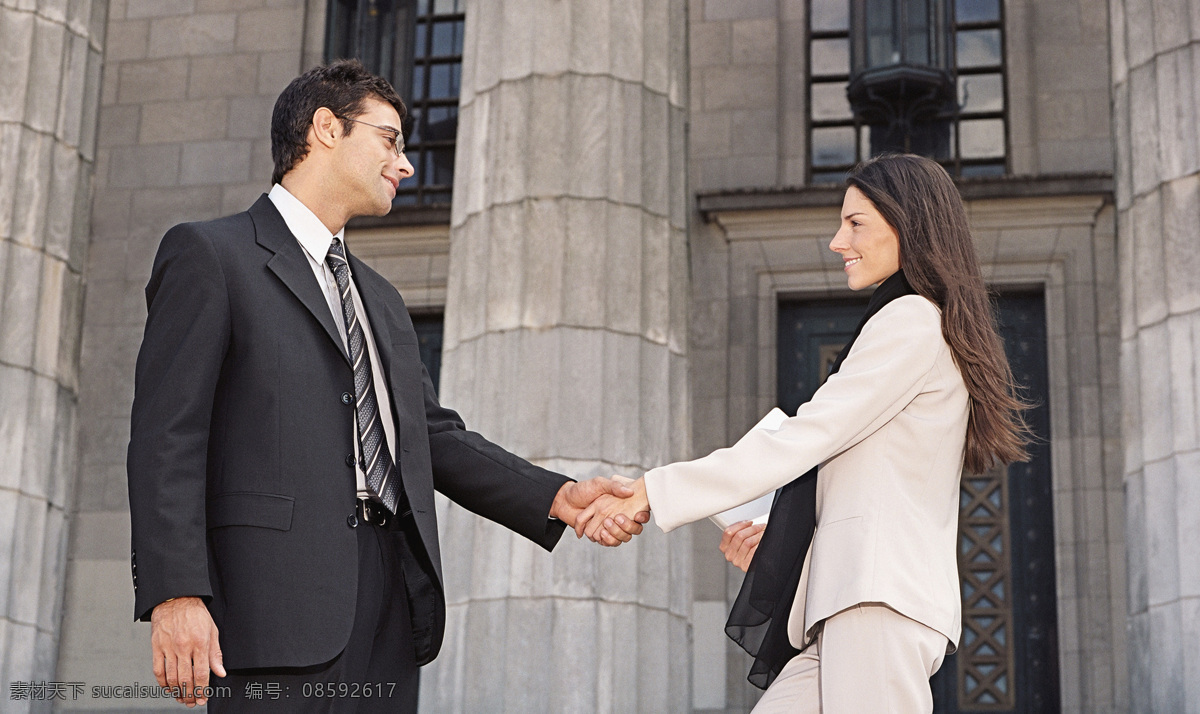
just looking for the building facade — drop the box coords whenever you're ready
[0,0,1195,711]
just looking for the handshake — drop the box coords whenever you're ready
[550,474,767,570]
[549,475,653,547]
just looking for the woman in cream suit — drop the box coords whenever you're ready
[581,154,1030,712]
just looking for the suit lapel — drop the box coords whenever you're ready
[348,252,394,351]
[248,196,349,364]
[348,252,404,413]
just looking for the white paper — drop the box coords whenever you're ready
[708,408,788,530]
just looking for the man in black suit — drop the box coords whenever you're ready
[127,60,643,711]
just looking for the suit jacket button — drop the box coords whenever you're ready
[341,392,353,405]
[345,454,356,467]
[347,514,358,528]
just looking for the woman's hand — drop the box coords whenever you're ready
[720,521,765,572]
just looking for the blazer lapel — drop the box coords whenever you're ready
[248,196,349,364]
[348,252,395,351]
[347,252,407,412]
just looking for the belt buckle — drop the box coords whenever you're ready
[358,498,389,527]
[373,502,390,527]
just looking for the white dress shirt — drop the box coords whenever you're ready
[268,184,398,499]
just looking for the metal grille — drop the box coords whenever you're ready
[957,465,1017,709]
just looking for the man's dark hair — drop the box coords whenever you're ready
[270,59,406,184]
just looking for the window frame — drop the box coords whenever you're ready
[324,0,465,211]
[806,0,1010,183]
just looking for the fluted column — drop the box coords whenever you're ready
[420,0,691,711]
[1111,0,1200,710]
[0,0,104,701]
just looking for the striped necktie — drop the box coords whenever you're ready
[326,237,400,514]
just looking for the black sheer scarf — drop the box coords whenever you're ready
[724,269,917,689]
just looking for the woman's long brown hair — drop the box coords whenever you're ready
[847,154,1030,472]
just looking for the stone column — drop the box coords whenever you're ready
[420,0,691,711]
[1111,0,1200,710]
[0,0,105,698]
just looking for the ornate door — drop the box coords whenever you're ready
[776,292,1059,712]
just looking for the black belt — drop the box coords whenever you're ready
[356,498,397,528]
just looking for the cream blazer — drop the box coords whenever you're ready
[645,295,969,650]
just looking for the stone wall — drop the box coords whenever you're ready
[1005,0,1113,175]
[1111,0,1200,710]
[0,0,105,704]
[687,0,808,191]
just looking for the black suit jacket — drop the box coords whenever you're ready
[127,195,570,669]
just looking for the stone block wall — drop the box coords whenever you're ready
[687,0,809,191]
[1006,0,1113,175]
[1111,0,1200,710]
[0,0,105,704]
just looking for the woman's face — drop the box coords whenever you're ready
[830,186,901,290]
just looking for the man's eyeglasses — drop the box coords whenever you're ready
[337,115,405,157]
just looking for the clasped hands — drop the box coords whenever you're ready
[550,475,652,546]
[552,475,651,546]
[557,476,767,571]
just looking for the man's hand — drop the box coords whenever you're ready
[550,477,649,546]
[576,476,652,544]
[719,521,765,572]
[150,597,225,707]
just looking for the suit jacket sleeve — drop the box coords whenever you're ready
[645,295,946,532]
[127,223,230,620]
[421,364,571,550]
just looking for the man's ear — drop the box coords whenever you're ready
[310,107,340,150]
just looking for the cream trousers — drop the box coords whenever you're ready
[751,603,950,714]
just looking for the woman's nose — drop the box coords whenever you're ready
[829,229,848,253]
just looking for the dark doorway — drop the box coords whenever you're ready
[776,291,1059,712]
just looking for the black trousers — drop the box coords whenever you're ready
[209,519,420,713]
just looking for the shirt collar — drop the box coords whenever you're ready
[267,183,346,265]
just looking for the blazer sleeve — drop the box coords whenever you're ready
[645,295,946,532]
[422,367,572,551]
[127,223,230,620]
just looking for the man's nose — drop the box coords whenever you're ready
[397,153,415,178]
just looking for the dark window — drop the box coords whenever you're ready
[326,0,464,208]
[410,312,443,391]
[808,0,1007,182]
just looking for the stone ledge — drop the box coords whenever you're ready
[697,172,1115,221]
[347,205,450,229]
